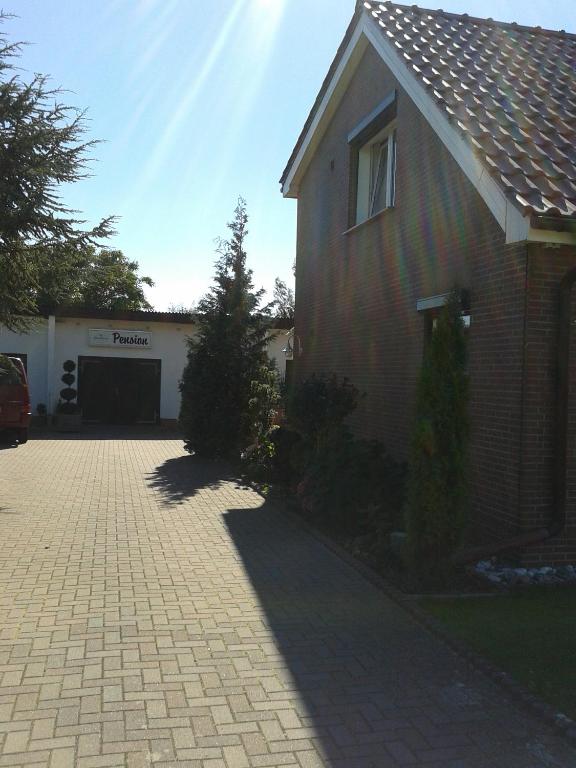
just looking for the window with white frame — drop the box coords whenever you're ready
[355,125,396,223]
[347,92,397,227]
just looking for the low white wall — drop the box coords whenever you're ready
[0,319,49,412]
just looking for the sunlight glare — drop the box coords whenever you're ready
[122,0,287,214]
[169,0,288,208]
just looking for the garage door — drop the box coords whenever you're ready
[78,357,161,424]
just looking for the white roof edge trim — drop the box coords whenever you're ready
[360,16,531,244]
[282,11,543,243]
[527,228,576,245]
[281,21,368,199]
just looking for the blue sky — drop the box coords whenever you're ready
[9,0,576,309]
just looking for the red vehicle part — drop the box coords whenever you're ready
[0,356,31,444]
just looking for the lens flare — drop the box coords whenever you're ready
[121,0,287,216]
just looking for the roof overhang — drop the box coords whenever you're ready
[281,10,576,247]
[281,16,368,200]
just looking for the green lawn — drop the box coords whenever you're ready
[421,587,576,720]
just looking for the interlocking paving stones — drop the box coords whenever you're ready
[0,433,575,766]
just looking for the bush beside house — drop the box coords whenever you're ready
[244,290,470,590]
[405,290,469,587]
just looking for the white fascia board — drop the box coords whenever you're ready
[281,22,368,199]
[416,293,449,312]
[360,16,530,244]
[527,228,576,246]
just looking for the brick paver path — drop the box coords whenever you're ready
[1,435,575,768]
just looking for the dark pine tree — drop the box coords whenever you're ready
[179,198,277,458]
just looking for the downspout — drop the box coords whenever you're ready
[453,265,575,564]
[46,314,56,416]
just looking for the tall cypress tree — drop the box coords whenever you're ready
[405,289,469,587]
[179,199,277,458]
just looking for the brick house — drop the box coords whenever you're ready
[280,1,576,563]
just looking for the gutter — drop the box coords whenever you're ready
[454,265,576,564]
[531,214,576,235]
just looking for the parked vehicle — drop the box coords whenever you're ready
[0,355,31,444]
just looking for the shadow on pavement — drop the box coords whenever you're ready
[147,454,240,503]
[221,502,554,768]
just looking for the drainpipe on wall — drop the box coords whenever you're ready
[453,266,576,564]
[46,314,56,415]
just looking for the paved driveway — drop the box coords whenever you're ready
[0,435,575,768]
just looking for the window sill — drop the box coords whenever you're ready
[342,205,394,236]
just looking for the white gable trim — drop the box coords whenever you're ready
[527,228,576,246]
[281,22,368,199]
[282,12,535,244]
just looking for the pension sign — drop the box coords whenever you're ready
[88,329,152,348]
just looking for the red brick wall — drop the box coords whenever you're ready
[520,245,576,564]
[292,43,576,562]
[467,241,528,542]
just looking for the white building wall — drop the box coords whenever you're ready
[53,317,197,420]
[266,329,289,380]
[1,316,290,422]
[0,319,49,412]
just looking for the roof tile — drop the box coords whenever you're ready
[363,0,576,219]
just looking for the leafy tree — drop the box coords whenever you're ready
[72,248,153,312]
[32,244,87,314]
[271,277,295,324]
[179,198,278,458]
[0,17,114,330]
[33,246,153,313]
[405,289,469,587]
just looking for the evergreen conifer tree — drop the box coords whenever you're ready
[179,199,278,458]
[405,289,469,586]
[0,18,114,330]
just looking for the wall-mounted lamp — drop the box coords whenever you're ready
[283,331,303,358]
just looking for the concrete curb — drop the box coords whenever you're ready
[274,501,576,749]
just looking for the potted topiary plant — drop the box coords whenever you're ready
[55,360,82,432]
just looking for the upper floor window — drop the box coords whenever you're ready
[348,91,397,228]
[356,126,396,223]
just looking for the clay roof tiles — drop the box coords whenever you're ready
[362,1,576,218]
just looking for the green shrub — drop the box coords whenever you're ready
[287,374,359,450]
[298,430,405,536]
[288,374,405,540]
[405,289,469,587]
[56,359,80,414]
